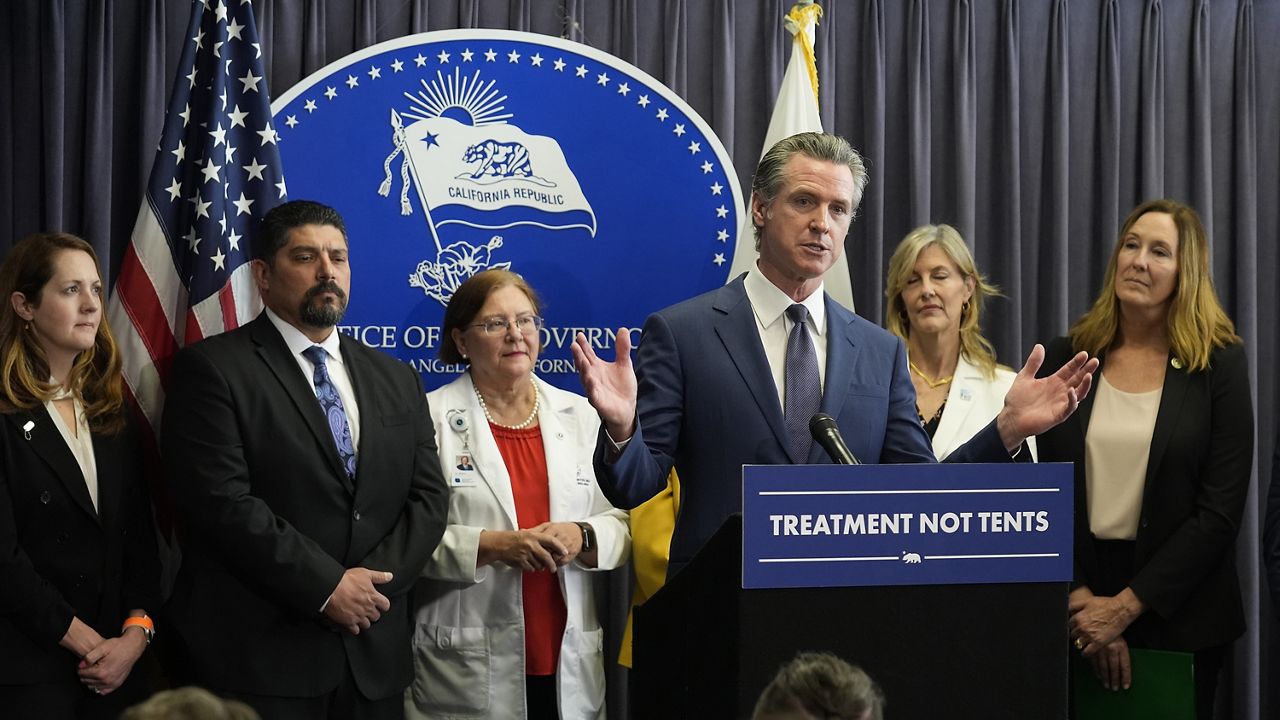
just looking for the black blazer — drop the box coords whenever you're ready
[1036,337,1253,651]
[0,407,160,683]
[162,314,448,700]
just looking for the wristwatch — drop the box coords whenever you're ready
[574,522,596,552]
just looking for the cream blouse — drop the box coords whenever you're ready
[1084,374,1162,540]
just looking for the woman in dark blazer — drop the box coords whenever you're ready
[1036,200,1252,719]
[0,233,161,718]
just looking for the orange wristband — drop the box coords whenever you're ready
[123,614,155,644]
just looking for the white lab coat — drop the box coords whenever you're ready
[930,353,1037,461]
[406,373,630,720]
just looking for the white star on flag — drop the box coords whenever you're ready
[243,158,266,180]
[461,49,475,62]
[391,59,404,72]
[238,69,261,92]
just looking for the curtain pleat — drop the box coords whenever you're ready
[1188,0,1213,240]
[1229,7,1260,719]
[1032,0,1071,331]
[906,0,930,222]
[80,0,112,261]
[354,0,376,49]
[40,0,67,231]
[991,0,1021,353]
[852,0,885,317]
[952,0,976,245]
[662,0,687,97]
[1096,0,1121,281]
[1138,0,1165,197]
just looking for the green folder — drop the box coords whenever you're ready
[1071,647,1195,720]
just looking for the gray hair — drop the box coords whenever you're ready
[750,132,869,241]
[752,652,884,720]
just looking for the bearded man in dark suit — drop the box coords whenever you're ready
[163,200,448,719]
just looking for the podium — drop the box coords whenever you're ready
[632,463,1072,719]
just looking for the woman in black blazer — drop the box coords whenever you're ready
[1036,200,1252,719]
[0,233,161,718]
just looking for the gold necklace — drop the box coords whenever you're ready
[908,359,954,389]
[474,378,540,429]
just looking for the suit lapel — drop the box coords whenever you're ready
[818,298,862,453]
[538,382,579,523]
[711,280,791,459]
[7,408,98,523]
[1143,353,1189,492]
[92,431,122,531]
[250,316,353,493]
[1070,348,1104,447]
[930,355,981,458]
[455,375,520,528]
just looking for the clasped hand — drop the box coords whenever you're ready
[480,527,579,572]
[323,567,393,635]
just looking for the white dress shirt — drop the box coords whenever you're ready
[45,391,98,512]
[264,308,361,451]
[743,265,828,412]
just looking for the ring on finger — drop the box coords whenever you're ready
[1073,637,1085,650]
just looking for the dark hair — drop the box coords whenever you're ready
[0,233,125,433]
[254,200,347,264]
[439,269,542,364]
[752,652,885,720]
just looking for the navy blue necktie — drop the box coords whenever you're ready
[302,346,357,479]
[784,304,821,462]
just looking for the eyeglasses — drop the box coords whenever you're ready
[470,315,544,336]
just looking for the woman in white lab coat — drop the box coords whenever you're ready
[407,269,630,720]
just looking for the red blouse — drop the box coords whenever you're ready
[491,423,567,676]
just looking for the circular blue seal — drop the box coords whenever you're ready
[272,30,743,391]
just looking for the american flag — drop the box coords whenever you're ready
[108,0,285,444]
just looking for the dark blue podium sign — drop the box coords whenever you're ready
[742,463,1073,589]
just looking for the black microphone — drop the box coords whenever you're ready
[809,413,860,465]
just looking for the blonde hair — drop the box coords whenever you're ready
[0,233,125,434]
[884,224,1003,378]
[1069,199,1238,371]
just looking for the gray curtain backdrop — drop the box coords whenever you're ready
[3,1,1277,717]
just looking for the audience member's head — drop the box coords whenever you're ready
[752,652,885,720]
[122,687,261,720]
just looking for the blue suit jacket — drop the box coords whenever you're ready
[596,276,1009,576]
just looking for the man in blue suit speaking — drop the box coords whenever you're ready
[572,132,1098,577]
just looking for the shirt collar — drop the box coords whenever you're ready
[264,307,345,365]
[744,265,826,335]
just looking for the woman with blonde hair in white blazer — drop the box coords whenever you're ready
[885,224,1035,460]
[406,269,630,720]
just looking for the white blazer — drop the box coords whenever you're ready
[931,354,1038,461]
[406,373,630,720]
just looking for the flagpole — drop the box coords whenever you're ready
[391,110,445,255]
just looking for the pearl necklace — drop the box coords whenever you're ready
[474,379,540,429]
